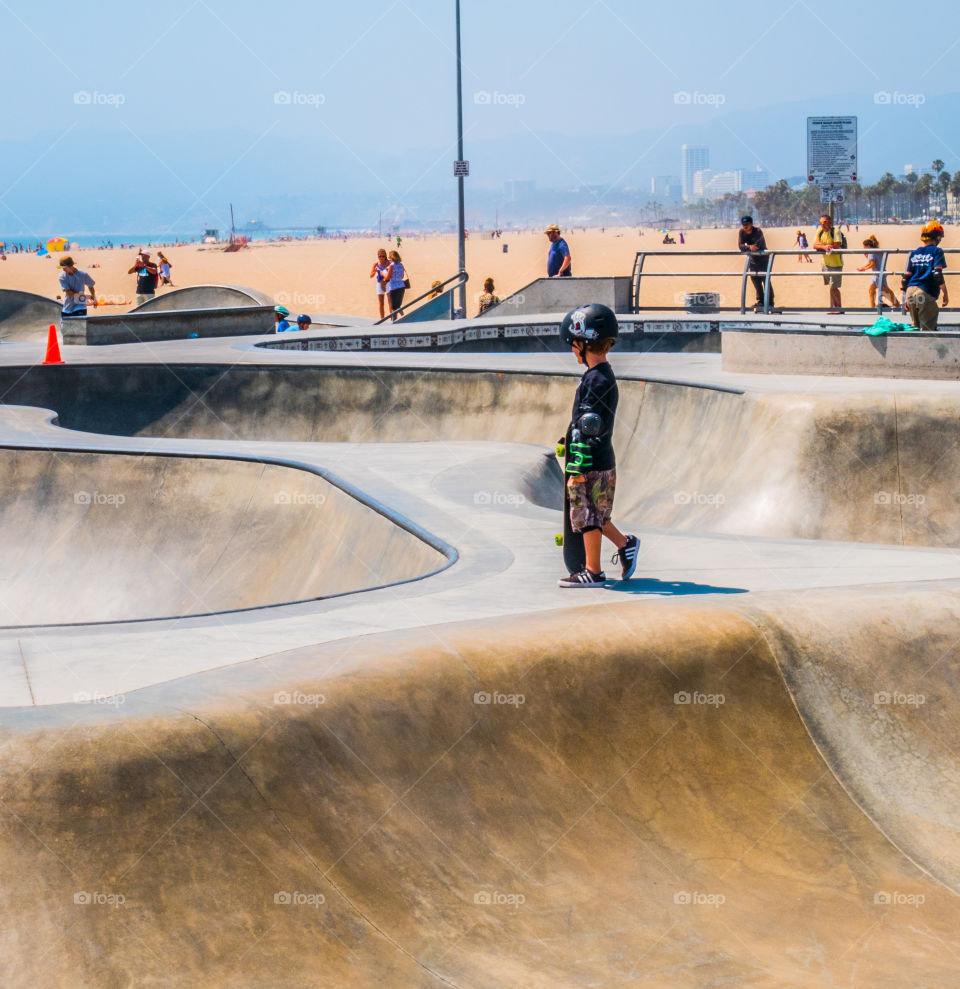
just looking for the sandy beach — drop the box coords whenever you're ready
[0,224,948,317]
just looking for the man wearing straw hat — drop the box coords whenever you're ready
[545,224,572,278]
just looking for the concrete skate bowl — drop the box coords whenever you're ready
[3,584,960,986]
[130,283,273,312]
[0,446,446,625]
[0,288,60,341]
[4,362,960,547]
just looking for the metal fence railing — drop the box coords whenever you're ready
[630,248,960,316]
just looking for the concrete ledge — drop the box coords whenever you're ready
[723,326,960,379]
[130,284,273,312]
[259,314,720,354]
[63,305,274,345]
[488,275,632,316]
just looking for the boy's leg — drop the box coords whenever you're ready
[583,529,602,575]
[602,521,626,548]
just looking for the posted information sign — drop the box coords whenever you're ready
[807,116,857,186]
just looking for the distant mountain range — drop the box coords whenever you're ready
[1,90,956,233]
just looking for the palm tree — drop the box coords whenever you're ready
[916,174,934,218]
[950,175,960,222]
[939,171,952,217]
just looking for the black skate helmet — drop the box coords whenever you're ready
[560,303,619,347]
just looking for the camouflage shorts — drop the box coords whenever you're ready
[568,469,616,533]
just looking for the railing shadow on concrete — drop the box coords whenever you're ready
[631,248,960,316]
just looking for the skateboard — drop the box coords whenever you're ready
[555,432,586,574]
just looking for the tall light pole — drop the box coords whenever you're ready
[454,0,467,317]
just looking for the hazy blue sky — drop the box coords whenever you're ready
[3,0,960,230]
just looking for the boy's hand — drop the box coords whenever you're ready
[567,475,586,487]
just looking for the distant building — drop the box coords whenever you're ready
[736,166,769,192]
[681,144,709,201]
[691,169,714,199]
[504,180,536,201]
[651,175,682,201]
[702,171,742,199]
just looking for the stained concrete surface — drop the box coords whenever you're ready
[0,342,958,986]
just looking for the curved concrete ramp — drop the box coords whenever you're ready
[0,448,445,624]
[1,587,958,986]
[3,363,960,547]
[131,284,273,312]
[0,288,60,340]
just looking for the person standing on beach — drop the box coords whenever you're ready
[795,229,812,262]
[738,215,775,311]
[128,251,159,306]
[158,252,174,286]
[58,256,98,319]
[370,249,389,319]
[383,250,407,321]
[545,224,572,277]
[813,214,844,313]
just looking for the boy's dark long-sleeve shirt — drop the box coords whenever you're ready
[566,361,618,475]
[738,227,768,271]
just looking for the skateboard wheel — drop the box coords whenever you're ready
[555,534,563,546]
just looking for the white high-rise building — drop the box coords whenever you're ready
[692,169,714,199]
[702,171,741,199]
[681,145,710,201]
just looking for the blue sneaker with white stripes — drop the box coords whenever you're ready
[613,535,640,580]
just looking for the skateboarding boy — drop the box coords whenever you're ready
[557,303,640,588]
[902,221,949,331]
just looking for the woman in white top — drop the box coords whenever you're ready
[369,248,389,319]
[383,250,407,321]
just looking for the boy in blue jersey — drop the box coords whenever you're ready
[902,221,949,331]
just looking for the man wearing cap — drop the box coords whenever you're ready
[57,257,98,318]
[545,224,572,278]
[738,215,775,311]
[127,251,159,306]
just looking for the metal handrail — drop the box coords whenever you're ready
[631,248,959,315]
[374,270,469,325]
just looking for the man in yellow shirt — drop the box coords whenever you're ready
[813,213,844,313]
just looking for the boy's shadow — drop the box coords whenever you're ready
[605,578,747,596]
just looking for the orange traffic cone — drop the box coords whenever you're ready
[42,325,64,365]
